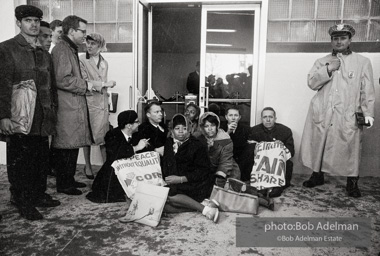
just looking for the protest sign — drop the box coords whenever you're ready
[250,141,291,190]
[112,151,166,199]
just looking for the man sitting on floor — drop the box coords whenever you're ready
[248,107,295,197]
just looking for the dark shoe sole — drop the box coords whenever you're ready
[57,188,83,195]
[73,182,87,188]
[34,200,61,208]
[347,190,362,198]
[302,180,324,188]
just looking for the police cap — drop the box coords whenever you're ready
[328,23,355,37]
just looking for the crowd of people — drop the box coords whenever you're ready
[0,5,375,224]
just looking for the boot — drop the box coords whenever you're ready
[303,172,324,188]
[346,177,361,198]
[284,161,293,188]
[269,187,284,198]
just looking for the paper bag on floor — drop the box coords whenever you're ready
[120,183,169,227]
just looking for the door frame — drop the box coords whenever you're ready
[135,0,268,125]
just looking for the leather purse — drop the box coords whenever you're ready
[210,179,259,215]
[355,112,370,126]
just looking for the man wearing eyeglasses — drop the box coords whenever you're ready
[0,5,60,220]
[51,15,94,196]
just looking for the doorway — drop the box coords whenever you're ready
[135,0,268,125]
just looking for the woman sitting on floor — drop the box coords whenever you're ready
[184,103,201,136]
[198,112,241,188]
[86,110,149,203]
[161,114,220,223]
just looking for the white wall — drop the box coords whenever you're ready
[0,0,18,165]
[264,53,380,176]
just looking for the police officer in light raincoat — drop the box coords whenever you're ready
[299,24,375,198]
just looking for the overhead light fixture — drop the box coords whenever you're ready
[206,43,232,47]
[207,29,236,33]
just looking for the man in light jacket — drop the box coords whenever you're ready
[51,15,93,196]
[0,5,60,220]
[300,24,375,198]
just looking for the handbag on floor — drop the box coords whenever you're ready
[119,182,169,227]
[228,178,274,211]
[210,178,259,215]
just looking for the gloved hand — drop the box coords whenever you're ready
[215,176,227,188]
[365,116,374,128]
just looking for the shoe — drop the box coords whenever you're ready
[202,205,219,223]
[201,199,220,208]
[57,187,83,195]
[303,172,324,188]
[84,166,94,180]
[73,181,86,188]
[33,194,61,208]
[346,177,361,198]
[9,194,43,220]
[12,201,43,221]
[269,187,284,198]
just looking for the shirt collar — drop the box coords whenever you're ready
[121,130,132,141]
[332,47,352,56]
[62,35,79,52]
[20,32,41,48]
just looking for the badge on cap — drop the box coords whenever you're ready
[337,24,344,31]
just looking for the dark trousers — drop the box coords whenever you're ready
[7,135,49,203]
[53,148,79,190]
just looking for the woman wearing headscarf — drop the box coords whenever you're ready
[161,114,220,223]
[198,112,241,188]
[86,110,149,203]
[79,33,116,179]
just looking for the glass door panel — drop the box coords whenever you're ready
[200,5,258,125]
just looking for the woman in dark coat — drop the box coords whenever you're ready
[86,110,149,203]
[161,114,219,223]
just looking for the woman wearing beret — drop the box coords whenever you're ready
[79,33,116,179]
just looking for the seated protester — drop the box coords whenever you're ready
[132,100,168,155]
[220,106,251,182]
[198,112,241,188]
[161,114,219,223]
[248,107,295,198]
[86,110,149,203]
[184,103,201,136]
